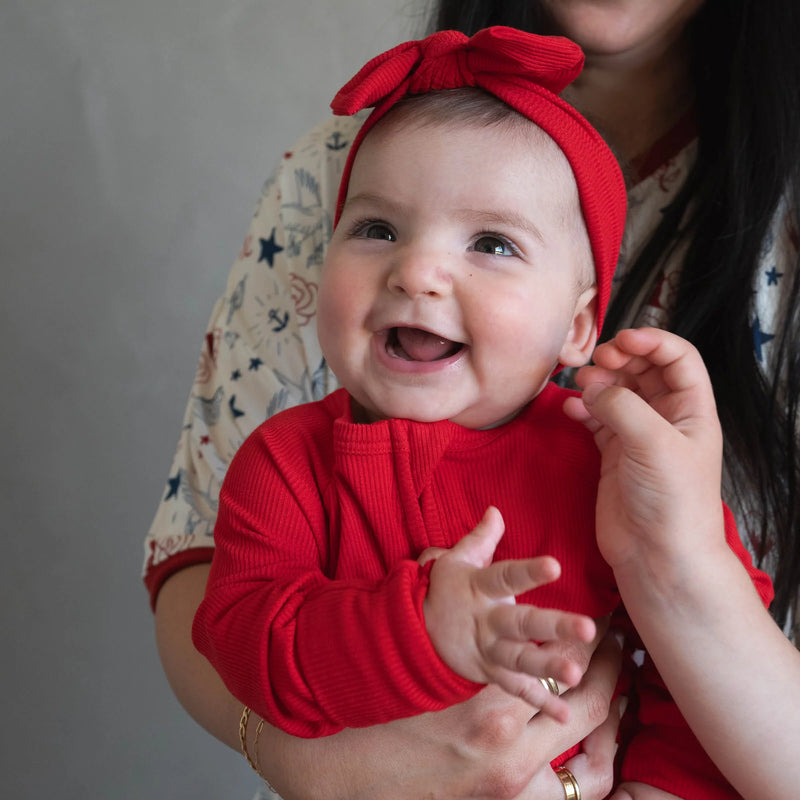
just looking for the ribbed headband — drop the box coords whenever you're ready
[330,26,627,336]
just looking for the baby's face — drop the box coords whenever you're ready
[317,118,597,429]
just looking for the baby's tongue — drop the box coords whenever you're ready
[395,327,456,362]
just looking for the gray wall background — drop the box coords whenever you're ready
[1,1,426,796]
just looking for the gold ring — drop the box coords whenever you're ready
[539,676,560,696]
[554,766,581,800]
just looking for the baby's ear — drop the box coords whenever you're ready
[558,287,598,368]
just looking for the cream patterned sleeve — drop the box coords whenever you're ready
[143,114,363,607]
[749,192,800,640]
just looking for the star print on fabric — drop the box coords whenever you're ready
[165,472,181,500]
[766,266,783,286]
[753,316,775,362]
[231,369,241,381]
[229,395,245,419]
[259,228,284,267]
[249,357,264,372]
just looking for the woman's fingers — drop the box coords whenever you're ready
[529,631,623,742]
[580,380,675,450]
[566,329,722,459]
[585,328,717,409]
[518,694,624,799]
[559,695,625,799]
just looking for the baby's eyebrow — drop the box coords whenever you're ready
[455,209,545,244]
[343,192,410,216]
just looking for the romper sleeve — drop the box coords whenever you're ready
[619,504,773,797]
[142,115,364,609]
[191,405,481,739]
[748,191,800,641]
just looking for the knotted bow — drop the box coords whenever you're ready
[330,27,626,336]
[332,28,583,115]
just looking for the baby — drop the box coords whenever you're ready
[193,27,770,799]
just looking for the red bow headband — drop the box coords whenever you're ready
[330,26,626,336]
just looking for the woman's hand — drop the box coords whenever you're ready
[518,692,625,800]
[155,563,622,800]
[259,630,624,800]
[564,327,800,800]
[563,327,727,580]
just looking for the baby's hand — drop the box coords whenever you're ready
[563,327,726,573]
[423,506,596,723]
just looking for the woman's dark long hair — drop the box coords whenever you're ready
[432,0,800,627]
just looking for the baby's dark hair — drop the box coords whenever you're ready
[386,86,629,188]
[390,86,527,129]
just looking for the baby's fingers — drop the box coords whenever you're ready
[474,556,562,600]
[490,603,597,647]
[488,636,586,688]
[484,606,595,690]
[489,666,571,723]
[448,506,506,568]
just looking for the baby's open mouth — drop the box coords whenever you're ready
[386,327,464,362]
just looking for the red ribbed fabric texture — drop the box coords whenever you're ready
[329,27,626,337]
[193,385,771,798]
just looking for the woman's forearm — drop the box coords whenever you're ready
[615,546,800,800]
[154,563,400,798]
[154,564,249,750]
[153,563,621,800]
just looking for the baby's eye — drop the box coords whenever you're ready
[472,234,517,257]
[354,220,396,241]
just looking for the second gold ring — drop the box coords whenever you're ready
[554,765,581,800]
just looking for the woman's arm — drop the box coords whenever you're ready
[155,562,623,800]
[155,564,242,749]
[614,535,800,800]
[566,327,800,799]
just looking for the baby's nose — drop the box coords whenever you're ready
[386,248,453,298]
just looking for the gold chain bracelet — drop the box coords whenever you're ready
[238,706,260,774]
[238,706,277,794]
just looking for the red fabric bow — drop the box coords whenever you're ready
[330,27,626,337]
[332,28,584,115]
